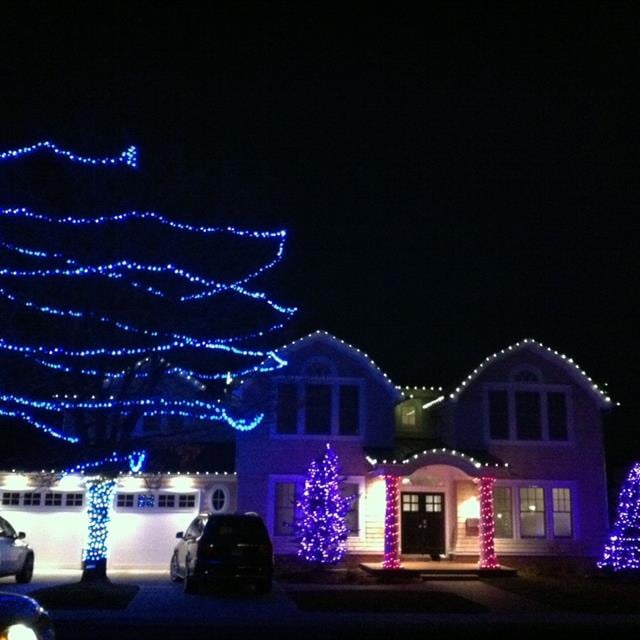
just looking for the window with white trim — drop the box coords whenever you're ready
[211,488,227,512]
[275,380,362,436]
[1,492,20,506]
[65,493,83,507]
[341,483,360,536]
[486,384,570,442]
[178,494,196,509]
[519,487,545,538]
[116,494,134,508]
[23,493,41,506]
[158,494,175,508]
[493,487,513,538]
[44,492,63,507]
[274,482,297,536]
[552,488,573,537]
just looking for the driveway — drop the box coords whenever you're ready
[2,570,640,639]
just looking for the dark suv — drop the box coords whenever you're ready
[171,513,273,594]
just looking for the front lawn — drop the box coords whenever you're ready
[29,580,139,609]
[290,588,488,613]
[482,574,640,613]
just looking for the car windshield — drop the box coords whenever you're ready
[203,516,268,544]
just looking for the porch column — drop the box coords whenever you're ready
[477,476,500,569]
[382,475,400,569]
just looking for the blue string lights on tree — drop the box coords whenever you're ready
[0,140,295,442]
[599,462,640,572]
[296,443,354,565]
[0,139,295,580]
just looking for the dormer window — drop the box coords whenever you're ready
[400,405,416,427]
[275,379,362,436]
[486,375,570,443]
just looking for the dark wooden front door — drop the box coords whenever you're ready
[401,492,445,558]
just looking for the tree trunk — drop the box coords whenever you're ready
[81,558,110,583]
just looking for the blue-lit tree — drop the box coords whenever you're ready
[0,141,294,580]
[296,443,354,566]
[599,462,640,572]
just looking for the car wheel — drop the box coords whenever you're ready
[183,565,199,594]
[170,553,182,583]
[15,553,34,584]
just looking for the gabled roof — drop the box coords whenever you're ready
[276,330,402,399]
[448,338,614,408]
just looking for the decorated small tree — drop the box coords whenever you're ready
[599,462,640,571]
[296,443,354,565]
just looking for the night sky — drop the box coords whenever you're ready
[1,2,638,477]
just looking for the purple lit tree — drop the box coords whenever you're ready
[296,443,354,565]
[0,141,294,580]
[599,462,640,572]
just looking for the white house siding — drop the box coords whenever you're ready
[0,473,237,571]
[346,476,385,554]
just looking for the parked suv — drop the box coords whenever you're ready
[171,513,273,594]
[0,515,34,584]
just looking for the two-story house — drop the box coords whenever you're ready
[236,331,612,565]
[0,330,613,570]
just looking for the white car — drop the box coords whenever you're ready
[0,515,34,584]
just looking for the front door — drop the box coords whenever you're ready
[401,492,445,558]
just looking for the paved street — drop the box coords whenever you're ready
[2,570,640,639]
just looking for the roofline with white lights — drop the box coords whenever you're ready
[448,338,615,408]
[276,330,402,399]
[366,447,510,477]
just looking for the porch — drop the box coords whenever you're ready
[360,560,517,580]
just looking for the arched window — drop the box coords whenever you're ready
[302,357,338,378]
[511,368,541,383]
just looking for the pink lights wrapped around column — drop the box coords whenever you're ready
[477,476,500,569]
[382,475,401,569]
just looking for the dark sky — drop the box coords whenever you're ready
[1,2,638,473]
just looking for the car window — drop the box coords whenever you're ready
[203,516,269,544]
[0,517,15,537]
[185,517,205,540]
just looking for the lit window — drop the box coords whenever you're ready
[493,487,513,538]
[400,405,416,427]
[519,487,545,538]
[552,488,572,537]
[402,494,419,512]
